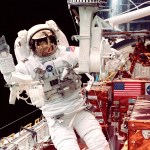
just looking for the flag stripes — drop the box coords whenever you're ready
[113,82,144,97]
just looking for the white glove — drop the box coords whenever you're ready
[15,29,28,47]
[45,20,59,32]
[14,30,29,62]
[46,20,70,47]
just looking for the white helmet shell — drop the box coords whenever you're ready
[27,24,54,47]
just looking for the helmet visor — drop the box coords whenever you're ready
[30,30,57,57]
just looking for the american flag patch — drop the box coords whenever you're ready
[66,46,75,52]
[113,82,143,97]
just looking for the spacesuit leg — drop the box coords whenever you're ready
[47,118,80,150]
[73,110,110,150]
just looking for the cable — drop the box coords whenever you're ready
[0,109,40,130]
[129,0,139,10]
[68,4,79,35]
[116,1,150,16]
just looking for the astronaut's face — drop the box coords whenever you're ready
[31,30,57,57]
[34,39,57,57]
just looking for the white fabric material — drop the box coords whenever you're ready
[14,30,30,62]
[55,30,69,47]
[15,46,82,116]
[47,110,110,150]
[14,44,109,149]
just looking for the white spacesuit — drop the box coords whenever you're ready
[0,20,110,150]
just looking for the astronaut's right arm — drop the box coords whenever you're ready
[14,29,29,63]
[0,34,29,84]
[0,35,32,105]
[0,46,44,107]
[0,35,18,105]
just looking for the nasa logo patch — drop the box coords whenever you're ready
[146,85,150,95]
[46,65,53,72]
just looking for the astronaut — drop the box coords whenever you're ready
[0,20,110,150]
[14,20,69,63]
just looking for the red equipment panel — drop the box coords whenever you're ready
[86,83,112,126]
[128,99,150,150]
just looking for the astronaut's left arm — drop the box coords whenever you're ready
[45,20,69,47]
[45,51,78,69]
[0,36,16,84]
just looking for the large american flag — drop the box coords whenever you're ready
[113,82,144,97]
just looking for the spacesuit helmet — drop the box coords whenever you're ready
[27,24,57,57]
